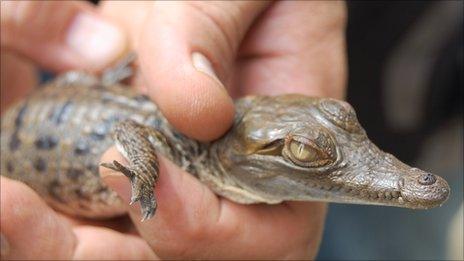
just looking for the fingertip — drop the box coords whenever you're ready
[141,50,235,141]
[138,6,235,141]
[66,12,128,72]
[72,227,158,260]
[1,1,128,72]
[0,177,76,260]
[161,71,235,141]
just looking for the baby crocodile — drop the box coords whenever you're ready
[0,56,450,221]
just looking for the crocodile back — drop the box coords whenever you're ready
[0,82,160,218]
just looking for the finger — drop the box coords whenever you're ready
[100,147,225,259]
[1,51,38,113]
[72,226,158,260]
[138,1,270,141]
[0,177,76,260]
[200,200,326,259]
[1,1,127,72]
[0,177,156,260]
[98,1,152,50]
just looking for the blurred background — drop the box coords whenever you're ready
[316,1,463,260]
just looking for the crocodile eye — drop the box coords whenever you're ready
[283,135,335,168]
[289,141,319,162]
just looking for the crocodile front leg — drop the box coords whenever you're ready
[101,119,164,221]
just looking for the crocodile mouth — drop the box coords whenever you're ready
[338,187,407,206]
[303,181,408,207]
[305,153,451,209]
[305,173,450,209]
[302,178,449,209]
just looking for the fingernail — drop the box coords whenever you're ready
[192,52,223,86]
[66,13,126,70]
[1,233,9,258]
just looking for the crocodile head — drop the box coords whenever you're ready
[212,95,450,209]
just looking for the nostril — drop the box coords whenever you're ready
[418,173,437,185]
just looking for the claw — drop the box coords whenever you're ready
[101,159,157,220]
[130,191,142,205]
[111,160,134,178]
[139,187,157,222]
[100,160,133,178]
[100,162,120,172]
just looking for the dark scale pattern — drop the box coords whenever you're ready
[74,140,90,155]
[14,103,28,128]
[35,135,59,150]
[48,180,66,203]
[133,94,151,103]
[9,132,21,151]
[48,101,73,125]
[6,161,14,172]
[66,168,84,180]
[74,188,92,201]
[33,158,47,172]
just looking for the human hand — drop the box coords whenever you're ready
[1,1,347,259]
[0,0,126,112]
[98,1,347,259]
[1,1,156,259]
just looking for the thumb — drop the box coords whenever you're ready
[138,2,270,141]
[1,1,127,72]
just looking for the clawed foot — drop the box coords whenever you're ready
[101,160,157,221]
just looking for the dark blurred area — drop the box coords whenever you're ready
[345,0,462,163]
[317,1,463,260]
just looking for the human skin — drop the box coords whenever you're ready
[0,1,346,259]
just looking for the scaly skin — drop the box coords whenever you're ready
[0,58,450,220]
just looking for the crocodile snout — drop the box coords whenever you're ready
[400,168,450,209]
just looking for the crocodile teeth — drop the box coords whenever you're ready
[360,191,368,198]
[385,191,392,200]
[398,196,404,204]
